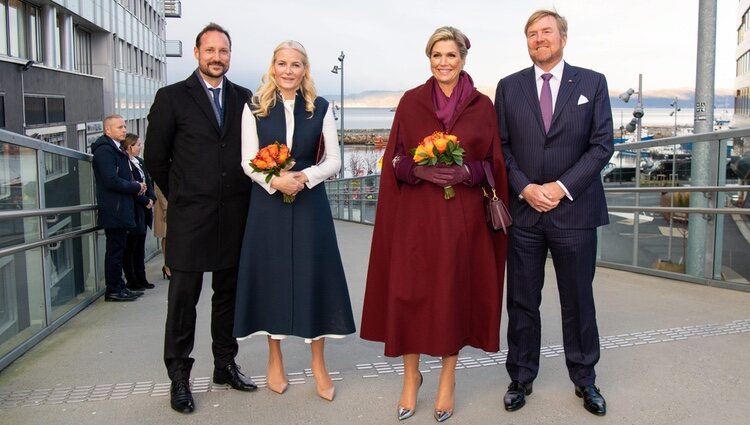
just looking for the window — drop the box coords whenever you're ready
[0,1,8,55]
[47,98,65,123]
[24,96,66,126]
[42,132,68,181]
[8,0,27,57]
[25,96,46,126]
[74,26,92,74]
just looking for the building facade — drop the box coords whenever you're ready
[735,0,750,128]
[0,0,180,151]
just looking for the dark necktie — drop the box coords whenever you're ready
[208,87,223,125]
[540,73,553,133]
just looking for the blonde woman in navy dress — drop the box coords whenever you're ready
[234,40,355,401]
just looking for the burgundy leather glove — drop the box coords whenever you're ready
[413,165,457,186]
[442,165,471,186]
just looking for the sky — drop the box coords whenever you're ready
[164,0,738,101]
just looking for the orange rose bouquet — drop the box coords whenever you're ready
[249,141,297,203]
[410,131,465,199]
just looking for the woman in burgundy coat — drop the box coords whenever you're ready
[361,27,508,422]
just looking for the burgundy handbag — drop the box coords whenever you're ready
[482,162,512,233]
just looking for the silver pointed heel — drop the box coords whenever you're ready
[434,409,453,422]
[397,371,423,421]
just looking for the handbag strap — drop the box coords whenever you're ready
[481,161,499,201]
[482,161,496,189]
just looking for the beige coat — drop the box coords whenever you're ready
[153,183,167,238]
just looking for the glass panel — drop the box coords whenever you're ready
[24,96,46,126]
[27,5,40,62]
[44,154,95,232]
[48,232,97,321]
[47,98,65,123]
[8,0,27,58]
[0,0,8,56]
[0,248,47,359]
[0,141,41,249]
[0,95,5,128]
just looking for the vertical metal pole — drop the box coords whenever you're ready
[633,73,642,267]
[687,0,717,278]
[21,70,26,134]
[339,52,345,178]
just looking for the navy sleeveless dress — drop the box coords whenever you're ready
[233,95,356,340]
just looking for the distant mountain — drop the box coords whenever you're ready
[323,88,735,109]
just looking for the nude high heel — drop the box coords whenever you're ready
[397,371,423,420]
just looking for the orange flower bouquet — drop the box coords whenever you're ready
[410,131,465,199]
[249,141,296,203]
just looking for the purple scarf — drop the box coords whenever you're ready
[433,71,475,131]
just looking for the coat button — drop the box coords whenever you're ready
[221,172,227,176]
[221,143,227,148]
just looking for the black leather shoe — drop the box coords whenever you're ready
[126,282,147,291]
[504,381,533,412]
[104,291,138,302]
[170,380,194,413]
[123,288,144,297]
[213,364,258,391]
[139,281,156,289]
[575,384,606,416]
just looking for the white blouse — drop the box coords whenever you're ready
[240,99,341,194]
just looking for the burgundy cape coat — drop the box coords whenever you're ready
[360,77,509,357]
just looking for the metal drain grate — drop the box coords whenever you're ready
[1,319,747,409]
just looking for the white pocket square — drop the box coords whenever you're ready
[577,95,589,105]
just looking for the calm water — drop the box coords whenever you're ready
[338,107,735,177]
[340,107,734,130]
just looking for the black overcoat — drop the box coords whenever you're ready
[144,72,252,271]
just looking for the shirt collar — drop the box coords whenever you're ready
[534,60,565,81]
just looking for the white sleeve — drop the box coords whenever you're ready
[300,106,341,188]
[241,104,277,194]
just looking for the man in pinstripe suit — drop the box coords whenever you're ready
[495,9,613,416]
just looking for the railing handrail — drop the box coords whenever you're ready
[615,127,749,150]
[0,204,98,220]
[604,185,749,193]
[0,226,99,257]
[0,128,93,161]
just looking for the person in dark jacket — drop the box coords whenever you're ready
[144,23,255,414]
[121,133,157,292]
[91,115,147,302]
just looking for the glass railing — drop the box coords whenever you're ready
[0,129,99,369]
[325,128,750,291]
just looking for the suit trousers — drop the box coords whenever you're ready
[123,233,147,285]
[505,213,600,387]
[164,267,240,381]
[103,228,128,295]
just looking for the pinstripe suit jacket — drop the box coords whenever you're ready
[495,62,614,229]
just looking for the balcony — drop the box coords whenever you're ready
[163,0,182,18]
[165,40,182,58]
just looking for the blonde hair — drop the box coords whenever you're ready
[525,9,568,37]
[425,26,470,60]
[252,40,317,118]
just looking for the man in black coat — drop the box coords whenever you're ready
[91,115,147,302]
[144,23,255,414]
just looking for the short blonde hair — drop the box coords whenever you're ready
[425,26,470,60]
[252,40,317,118]
[525,9,568,37]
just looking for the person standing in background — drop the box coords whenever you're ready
[495,9,613,416]
[121,133,156,292]
[144,22,256,414]
[91,115,146,302]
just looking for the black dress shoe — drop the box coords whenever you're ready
[104,291,138,302]
[123,288,144,297]
[575,384,606,416]
[126,282,147,291]
[139,281,156,289]
[504,381,533,412]
[213,364,258,391]
[170,380,194,413]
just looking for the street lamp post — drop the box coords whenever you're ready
[669,97,681,137]
[331,51,345,178]
[618,73,645,267]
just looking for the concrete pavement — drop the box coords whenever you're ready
[1,221,749,425]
